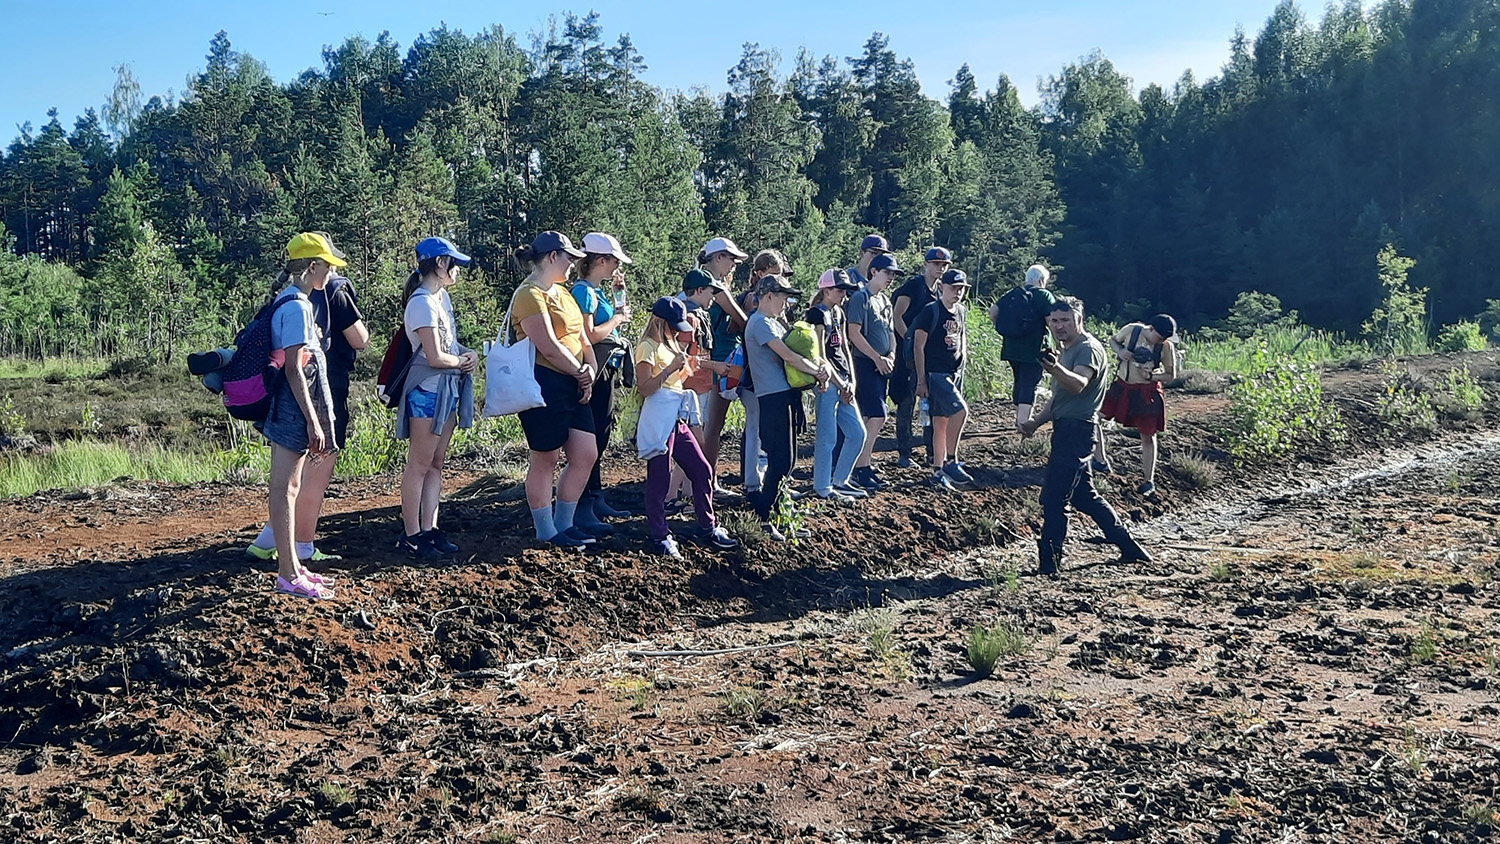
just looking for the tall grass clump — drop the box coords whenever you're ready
[962,302,1011,403]
[1225,345,1344,462]
[967,621,1031,679]
[1374,359,1437,432]
[0,440,228,497]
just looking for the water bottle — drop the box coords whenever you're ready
[919,397,930,427]
[612,276,627,311]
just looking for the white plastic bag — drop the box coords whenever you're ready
[482,296,545,417]
[636,388,683,459]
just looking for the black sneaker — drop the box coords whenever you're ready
[423,529,460,554]
[852,467,886,491]
[549,528,593,549]
[896,452,912,469]
[943,461,976,487]
[572,519,615,540]
[398,532,443,561]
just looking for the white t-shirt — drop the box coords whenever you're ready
[404,286,459,392]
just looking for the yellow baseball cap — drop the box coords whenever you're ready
[286,232,347,267]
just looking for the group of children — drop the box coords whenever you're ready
[242,231,1179,598]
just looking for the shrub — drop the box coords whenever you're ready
[1374,359,1437,432]
[1225,345,1344,461]
[1440,364,1485,414]
[1168,451,1220,489]
[1436,321,1487,353]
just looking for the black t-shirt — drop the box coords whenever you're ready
[311,276,364,387]
[804,303,851,379]
[893,274,937,351]
[912,299,966,374]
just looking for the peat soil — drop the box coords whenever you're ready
[1,352,1499,843]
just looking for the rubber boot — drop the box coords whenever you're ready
[593,490,633,519]
[574,492,616,538]
[1110,529,1153,564]
[1037,539,1062,578]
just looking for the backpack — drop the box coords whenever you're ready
[219,294,303,422]
[783,320,822,389]
[375,330,416,409]
[993,287,1042,338]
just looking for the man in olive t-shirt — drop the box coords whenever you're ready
[1019,298,1152,577]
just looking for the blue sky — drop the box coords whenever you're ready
[2,0,1287,144]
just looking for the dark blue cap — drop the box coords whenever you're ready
[868,253,902,274]
[940,269,970,287]
[416,236,472,266]
[530,230,586,259]
[925,246,953,263]
[651,296,694,332]
[860,234,891,254]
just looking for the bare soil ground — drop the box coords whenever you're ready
[2,352,1499,843]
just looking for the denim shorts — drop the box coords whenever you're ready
[926,372,968,418]
[407,386,458,420]
[261,380,311,453]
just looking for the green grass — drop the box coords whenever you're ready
[1185,324,1371,375]
[0,356,112,380]
[0,440,233,497]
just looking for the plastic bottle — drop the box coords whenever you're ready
[612,276,627,310]
[919,397,930,427]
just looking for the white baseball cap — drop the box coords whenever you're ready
[582,232,633,264]
[702,236,749,260]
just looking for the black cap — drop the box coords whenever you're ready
[755,275,800,298]
[939,269,970,287]
[1149,314,1178,339]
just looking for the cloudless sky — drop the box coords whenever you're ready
[1,0,1288,145]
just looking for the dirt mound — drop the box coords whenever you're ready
[2,352,1499,842]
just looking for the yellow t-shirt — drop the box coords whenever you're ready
[511,281,585,374]
[635,337,688,391]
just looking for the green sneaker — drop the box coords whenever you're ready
[306,548,342,562]
[244,544,277,562]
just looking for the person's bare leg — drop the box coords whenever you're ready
[930,416,949,470]
[1141,432,1158,487]
[948,407,968,462]
[856,416,883,469]
[1014,403,1032,431]
[269,445,305,583]
[294,452,337,543]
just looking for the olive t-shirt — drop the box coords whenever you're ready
[1050,334,1110,423]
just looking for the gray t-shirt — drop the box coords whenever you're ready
[745,312,793,396]
[1050,334,1109,423]
[846,287,893,359]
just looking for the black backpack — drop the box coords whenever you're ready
[1128,325,1164,366]
[993,287,1042,338]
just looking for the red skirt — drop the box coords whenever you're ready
[1102,380,1165,438]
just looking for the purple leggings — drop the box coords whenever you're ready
[646,420,717,541]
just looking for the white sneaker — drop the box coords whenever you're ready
[658,536,683,559]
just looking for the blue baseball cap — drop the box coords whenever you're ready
[868,253,902,274]
[651,296,694,332]
[925,246,953,263]
[530,230,586,258]
[415,237,472,266]
[860,234,892,254]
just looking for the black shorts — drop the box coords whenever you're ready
[926,372,968,418]
[518,364,595,452]
[1009,361,1044,406]
[329,377,351,447]
[853,356,889,419]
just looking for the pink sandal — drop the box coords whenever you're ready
[275,575,335,600]
[297,567,336,586]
